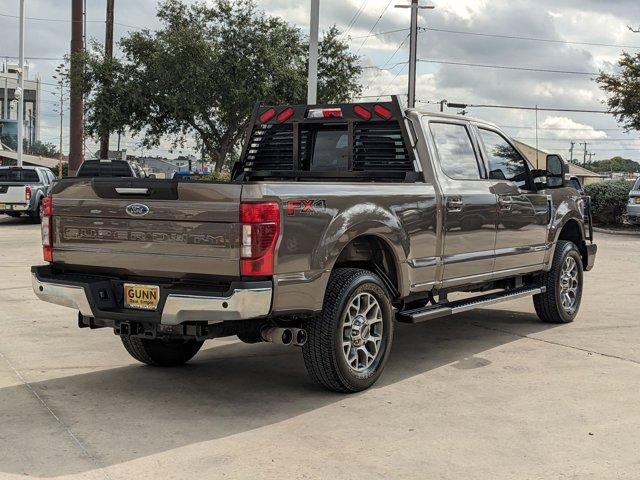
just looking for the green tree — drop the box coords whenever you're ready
[84,0,362,172]
[585,156,640,174]
[597,52,640,131]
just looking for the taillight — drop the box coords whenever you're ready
[25,185,31,201]
[240,202,280,276]
[41,196,53,262]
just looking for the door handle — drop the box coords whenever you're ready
[498,197,513,211]
[446,197,463,213]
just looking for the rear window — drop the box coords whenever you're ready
[0,169,39,182]
[76,161,134,178]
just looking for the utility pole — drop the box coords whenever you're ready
[439,99,447,112]
[16,0,25,167]
[307,0,320,105]
[396,1,434,108]
[53,64,67,177]
[580,142,588,165]
[587,153,595,163]
[569,141,575,164]
[99,0,115,160]
[69,0,84,175]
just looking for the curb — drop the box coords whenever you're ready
[593,227,640,236]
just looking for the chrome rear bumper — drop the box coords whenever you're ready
[32,272,272,325]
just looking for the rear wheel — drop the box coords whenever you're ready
[28,201,43,223]
[121,336,204,366]
[534,240,583,323]
[302,268,394,393]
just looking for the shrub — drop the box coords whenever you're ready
[584,180,633,225]
[192,170,231,182]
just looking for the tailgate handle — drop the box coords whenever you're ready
[115,187,149,195]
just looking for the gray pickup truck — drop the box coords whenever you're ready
[0,166,56,222]
[32,98,597,392]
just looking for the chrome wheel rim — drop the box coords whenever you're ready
[560,256,580,314]
[341,292,384,373]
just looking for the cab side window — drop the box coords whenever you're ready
[478,129,529,188]
[430,122,482,180]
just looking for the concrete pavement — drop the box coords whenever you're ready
[0,214,639,479]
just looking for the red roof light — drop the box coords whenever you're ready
[353,105,372,121]
[373,104,393,120]
[259,108,277,123]
[277,107,295,123]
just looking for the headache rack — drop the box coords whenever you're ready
[234,96,420,182]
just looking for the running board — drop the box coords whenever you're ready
[396,286,546,324]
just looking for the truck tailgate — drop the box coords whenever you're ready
[51,179,242,278]
[0,185,28,204]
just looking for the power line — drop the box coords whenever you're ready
[342,0,370,37]
[423,26,640,50]
[354,0,395,55]
[0,12,143,30]
[350,27,411,40]
[418,58,598,76]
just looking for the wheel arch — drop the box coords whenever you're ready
[548,217,588,269]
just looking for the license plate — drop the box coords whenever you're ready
[0,204,5,210]
[635,198,640,205]
[124,284,160,311]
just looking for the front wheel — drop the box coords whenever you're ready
[121,336,204,366]
[533,240,584,323]
[302,268,394,393]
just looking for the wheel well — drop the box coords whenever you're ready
[334,235,400,299]
[558,219,587,265]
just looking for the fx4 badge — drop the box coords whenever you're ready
[286,199,326,216]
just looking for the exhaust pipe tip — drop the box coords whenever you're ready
[261,327,293,346]
[292,328,307,347]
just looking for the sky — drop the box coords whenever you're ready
[0,0,639,162]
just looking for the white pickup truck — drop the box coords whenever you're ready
[0,166,56,222]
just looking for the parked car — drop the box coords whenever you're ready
[0,166,56,222]
[626,177,640,225]
[31,98,597,392]
[76,159,142,178]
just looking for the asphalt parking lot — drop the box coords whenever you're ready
[1,215,639,480]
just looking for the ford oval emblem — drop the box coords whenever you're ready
[125,203,150,217]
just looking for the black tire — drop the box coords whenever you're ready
[533,240,584,324]
[302,268,394,393]
[28,201,42,223]
[121,336,204,366]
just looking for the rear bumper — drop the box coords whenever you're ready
[31,266,272,325]
[0,203,30,212]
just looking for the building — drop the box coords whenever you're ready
[0,61,41,147]
[513,140,605,186]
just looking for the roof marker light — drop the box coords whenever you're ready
[353,105,372,120]
[373,104,393,120]
[277,107,295,123]
[259,108,277,123]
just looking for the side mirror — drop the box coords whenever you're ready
[546,154,568,188]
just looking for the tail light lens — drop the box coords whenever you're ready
[373,104,393,120]
[41,196,53,262]
[240,202,280,276]
[25,185,31,201]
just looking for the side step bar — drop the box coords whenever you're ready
[396,286,546,324]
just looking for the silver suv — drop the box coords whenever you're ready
[627,178,640,225]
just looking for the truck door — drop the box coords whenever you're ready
[476,127,549,272]
[428,121,498,282]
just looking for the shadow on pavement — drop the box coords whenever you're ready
[0,307,555,477]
